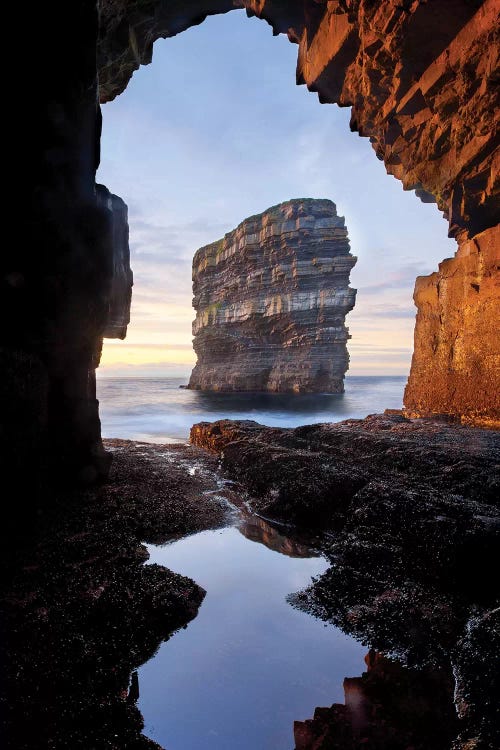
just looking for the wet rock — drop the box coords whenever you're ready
[452,607,500,749]
[1,441,229,749]
[191,415,500,520]
[192,415,500,745]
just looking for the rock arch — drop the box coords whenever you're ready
[3,1,499,498]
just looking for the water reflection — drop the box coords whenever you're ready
[139,527,366,750]
[294,650,458,750]
[237,513,320,558]
[137,499,473,750]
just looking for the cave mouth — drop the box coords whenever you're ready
[94,0,498,439]
[96,9,455,444]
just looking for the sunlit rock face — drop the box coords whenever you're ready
[188,199,357,393]
[98,0,498,240]
[405,224,500,428]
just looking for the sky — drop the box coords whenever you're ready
[97,10,455,378]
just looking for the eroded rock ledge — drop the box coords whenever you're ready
[98,1,498,241]
[188,199,356,393]
[191,415,499,526]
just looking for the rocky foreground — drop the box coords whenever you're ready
[1,441,229,750]
[2,418,499,750]
[192,414,500,749]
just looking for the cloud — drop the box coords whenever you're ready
[371,309,415,319]
[350,343,412,353]
[130,218,228,261]
[351,304,416,320]
[98,361,192,378]
[356,262,428,295]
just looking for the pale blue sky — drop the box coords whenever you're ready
[97,9,455,377]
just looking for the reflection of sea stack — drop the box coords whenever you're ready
[238,514,321,559]
[294,650,458,749]
[188,199,357,393]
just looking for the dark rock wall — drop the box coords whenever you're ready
[2,0,132,516]
[97,185,133,340]
[188,199,356,393]
[2,0,107,514]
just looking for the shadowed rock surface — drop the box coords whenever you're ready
[97,185,133,340]
[0,442,228,749]
[188,199,356,393]
[191,414,500,748]
[294,650,459,750]
[3,2,499,746]
[191,415,499,525]
[2,426,499,749]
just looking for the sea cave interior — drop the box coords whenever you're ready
[1,2,498,749]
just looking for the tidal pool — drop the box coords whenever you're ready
[139,517,366,750]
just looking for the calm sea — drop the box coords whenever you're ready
[97,375,407,443]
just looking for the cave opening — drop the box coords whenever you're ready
[96,9,455,442]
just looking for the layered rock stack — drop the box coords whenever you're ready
[188,199,357,393]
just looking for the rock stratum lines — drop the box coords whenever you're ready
[188,199,357,393]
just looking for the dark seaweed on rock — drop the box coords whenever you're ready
[1,441,228,750]
[192,414,500,748]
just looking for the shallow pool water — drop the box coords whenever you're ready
[139,517,366,750]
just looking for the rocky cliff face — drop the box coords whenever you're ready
[188,199,356,393]
[98,1,498,241]
[97,185,133,340]
[405,224,500,428]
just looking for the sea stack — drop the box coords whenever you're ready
[188,199,357,393]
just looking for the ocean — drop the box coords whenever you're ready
[97,375,407,443]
